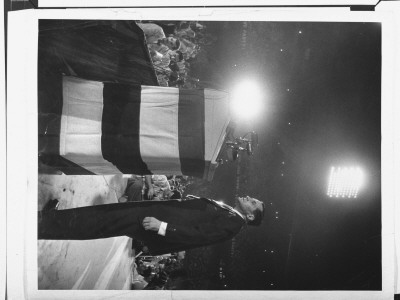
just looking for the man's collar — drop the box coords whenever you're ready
[215,200,246,221]
[232,208,246,221]
[185,196,246,221]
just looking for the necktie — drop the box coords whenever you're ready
[213,200,243,219]
[187,196,244,220]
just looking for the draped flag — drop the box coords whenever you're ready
[58,76,230,178]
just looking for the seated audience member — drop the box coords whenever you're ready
[153,49,181,70]
[153,36,181,52]
[156,74,170,87]
[131,262,149,290]
[118,175,144,203]
[170,51,184,63]
[118,175,181,203]
[153,21,177,36]
[167,73,180,87]
[137,22,181,66]
[178,38,195,57]
[137,22,166,44]
[148,43,180,70]
[175,27,196,40]
[144,175,181,201]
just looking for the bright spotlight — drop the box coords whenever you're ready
[327,166,364,198]
[230,80,263,120]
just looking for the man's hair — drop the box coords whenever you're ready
[169,190,182,200]
[247,201,265,226]
[172,39,181,50]
[142,266,153,278]
[177,51,184,61]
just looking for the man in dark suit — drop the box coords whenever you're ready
[38,195,265,255]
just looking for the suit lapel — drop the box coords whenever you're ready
[201,198,244,219]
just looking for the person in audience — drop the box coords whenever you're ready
[118,175,181,202]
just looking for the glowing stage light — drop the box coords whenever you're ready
[327,166,364,198]
[230,80,263,120]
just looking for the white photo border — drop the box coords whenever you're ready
[36,0,378,9]
[6,7,397,300]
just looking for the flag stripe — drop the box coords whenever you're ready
[203,88,230,161]
[178,88,206,177]
[60,76,104,158]
[59,76,122,174]
[102,82,151,174]
[139,86,182,175]
[59,77,222,177]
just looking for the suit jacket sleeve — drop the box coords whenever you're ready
[164,213,244,246]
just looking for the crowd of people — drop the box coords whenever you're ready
[118,175,193,203]
[137,21,205,88]
[131,254,187,290]
[117,173,193,288]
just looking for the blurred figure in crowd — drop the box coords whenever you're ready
[118,175,181,202]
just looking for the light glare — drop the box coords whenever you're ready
[327,166,364,198]
[230,81,263,119]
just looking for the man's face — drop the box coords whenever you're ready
[164,189,174,199]
[170,52,178,62]
[237,196,263,216]
[161,37,178,49]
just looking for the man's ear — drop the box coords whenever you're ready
[246,214,255,221]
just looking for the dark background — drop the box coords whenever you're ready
[183,21,381,290]
[36,19,381,290]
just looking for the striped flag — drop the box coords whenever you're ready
[59,76,230,178]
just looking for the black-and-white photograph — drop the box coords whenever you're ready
[35,18,383,291]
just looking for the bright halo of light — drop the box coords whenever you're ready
[327,166,365,198]
[230,80,263,120]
